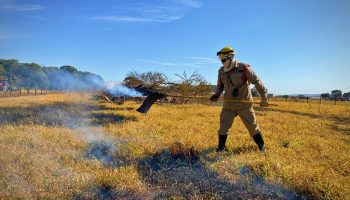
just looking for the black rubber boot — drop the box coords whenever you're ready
[216,135,228,152]
[253,132,265,152]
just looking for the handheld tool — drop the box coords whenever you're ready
[136,92,277,114]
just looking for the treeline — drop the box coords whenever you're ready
[321,90,350,100]
[0,59,104,90]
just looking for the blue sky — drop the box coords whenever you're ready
[0,0,349,94]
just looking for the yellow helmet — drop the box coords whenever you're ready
[217,46,235,60]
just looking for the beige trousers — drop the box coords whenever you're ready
[218,107,260,137]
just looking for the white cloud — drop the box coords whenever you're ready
[17,4,46,11]
[0,28,13,40]
[188,57,218,64]
[93,14,182,23]
[0,0,47,11]
[92,1,201,23]
[171,0,201,8]
[0,34,11,40]
[141,57,218,68]
[93,5,184,23]
[141,60,179,66]
[138,5,184,22]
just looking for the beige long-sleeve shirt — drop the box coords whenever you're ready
[215,62,268,110]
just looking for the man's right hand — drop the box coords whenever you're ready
[210,94,220,101]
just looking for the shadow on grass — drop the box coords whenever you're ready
[135,144,304,199]
[82,141,304,199]
[91,113,137,125]
[74,184,144,200]
[98,104,135,111]
[0,102,137,127]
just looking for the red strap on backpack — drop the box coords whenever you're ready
[239,65,247,87]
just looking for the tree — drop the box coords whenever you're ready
[0,59,19,71]
[343,92,350,100]
[175,71,204,85]
[27,63,41,71]
[0,64,5,75]
[297,94,308,99]
[60,65,78,74]
[25,71,48,89]
[196,81,212,95]
[174,71,198,96]
[123,76,143,87]
[321,93,330,99]
[124,70,166,88]
[173,71,210,97]
[79,71,104,89]
[331,90,342,98]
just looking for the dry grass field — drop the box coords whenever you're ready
[0,93,349,199]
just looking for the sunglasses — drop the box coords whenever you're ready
[218,53,234,62]
[216,50,234,56]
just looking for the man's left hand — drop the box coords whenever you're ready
[210,94,220,101]
[260,97,269,107]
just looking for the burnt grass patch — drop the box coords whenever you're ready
[74,183,144,200]
[98,104,135,111]
[91,113,137,125]
[137,143,305,199]
[138,142,200,172]
[84,141,119,168]
[81,140,306,199]
[238,166,305,200]
[0,102,137,128]
[0,102,91,127]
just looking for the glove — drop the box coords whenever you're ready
[260,97,269,107]
[210,94,220,101]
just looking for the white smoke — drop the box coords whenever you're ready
[40,105,119,167]
[105,81,143,97]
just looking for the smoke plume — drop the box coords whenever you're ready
[40,104,119,167]
[105,81,143,97]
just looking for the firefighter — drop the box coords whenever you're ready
[210,46,268,152]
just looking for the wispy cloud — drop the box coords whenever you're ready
[91,1,201,23]
[141,60,179,66]
[0,0,47,11]
[188,57,218,64]
[0,27,13,40]
[171,0,202,8]
[93,14,182,23]
[26,15,49,21]
[0,33,11,40]
[141,57,218,68]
